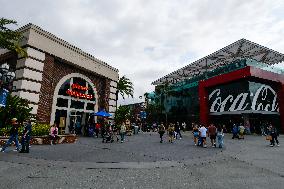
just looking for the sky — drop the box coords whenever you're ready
[1,0,284,105]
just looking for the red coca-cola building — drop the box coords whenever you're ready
[152,39,284,133]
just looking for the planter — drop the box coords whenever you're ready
[0,134,77,145]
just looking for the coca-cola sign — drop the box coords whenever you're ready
[209,82,279,113]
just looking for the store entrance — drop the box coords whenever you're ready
[210,113,281,134]
[69,111,90,135]
[69,111,82,134]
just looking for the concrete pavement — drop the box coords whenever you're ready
[0,132,283,188]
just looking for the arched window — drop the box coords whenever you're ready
[50,73,98,131]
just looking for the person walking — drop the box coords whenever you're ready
[1,118,20,152]
[268,124,280,147]
[217,125,224,148]
[158,123,166,143]
[192,124,199,146]
[199,125,207,148]
[175,122,182,139]
[168,123,175,143]
[20,119,32,153]
[208,124,217,147]
[181,122,186,132]
[232,124,239,139]
[95,122,101,138]
[113,123,120,142]
[120,123,127,143]
[260,123,266,136]
[239,124,245,139]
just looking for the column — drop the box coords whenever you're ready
[12,47,45,116]
[109,80,117,122]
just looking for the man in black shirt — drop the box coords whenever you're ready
[1,118,20,152]
[20,119,32,153]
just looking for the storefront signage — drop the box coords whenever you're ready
[209,85,279,113]
[66,83,93,100]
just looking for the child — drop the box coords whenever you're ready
[158,123,166,143]
[217,125,224,148]
[192,124,199,145]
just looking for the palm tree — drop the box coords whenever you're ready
[0,18,27,57]
[115,75,134,110]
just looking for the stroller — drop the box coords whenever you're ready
[103,130,114,143]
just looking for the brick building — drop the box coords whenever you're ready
[0,23,119,133]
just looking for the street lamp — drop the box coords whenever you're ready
[0,63,15,89]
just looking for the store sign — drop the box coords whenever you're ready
[209,85,279,113]
[66,83,93,100]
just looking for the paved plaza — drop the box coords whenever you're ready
[0,132,283,189]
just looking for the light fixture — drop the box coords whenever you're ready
[0,63,16,89]
[0,63,9,74]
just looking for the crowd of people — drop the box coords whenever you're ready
[156,122,224,148]
[84,120,129,143]
[155,121,280,148]
[0,118,281,153]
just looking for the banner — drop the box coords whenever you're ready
[0,88,9,107]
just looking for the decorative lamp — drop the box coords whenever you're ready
[0,63,9,74]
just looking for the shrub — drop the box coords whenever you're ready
[31,123,50,136]
[0,123,50,136]
[0,127,10,137]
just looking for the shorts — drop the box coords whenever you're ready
[210,134,216,140]
[201,137,206,141]
[169,131,174,136]
[193,132,199,137]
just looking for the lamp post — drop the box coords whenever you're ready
[0,63,15,107]
[0,63,15,89]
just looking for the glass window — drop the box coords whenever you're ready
[57,77,96,101]
[86,103,95,110]
[73,77,87,92]
[58,79,71,96]
[56,98,68,107]
[70,100,84,109]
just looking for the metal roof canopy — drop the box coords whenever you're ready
[152,38,284,85]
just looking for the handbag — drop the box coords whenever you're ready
[266,135,272,140]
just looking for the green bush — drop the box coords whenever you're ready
[31,123,50,136]
[0,95,34,128]
[0,123,50,136]
[0,127,10,137]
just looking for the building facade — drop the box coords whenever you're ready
[0,24,119,133]
[152,39,284,133]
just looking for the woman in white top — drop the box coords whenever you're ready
[120,123,127,143]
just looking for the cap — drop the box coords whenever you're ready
[11,118,17,122]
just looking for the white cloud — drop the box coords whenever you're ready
[1,0,284,104]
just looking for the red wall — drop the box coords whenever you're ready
[198,66,284,132]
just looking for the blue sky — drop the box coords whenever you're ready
[1,0,284,104]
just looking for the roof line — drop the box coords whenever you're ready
[16,23,119,72]
[152,38,284,85]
